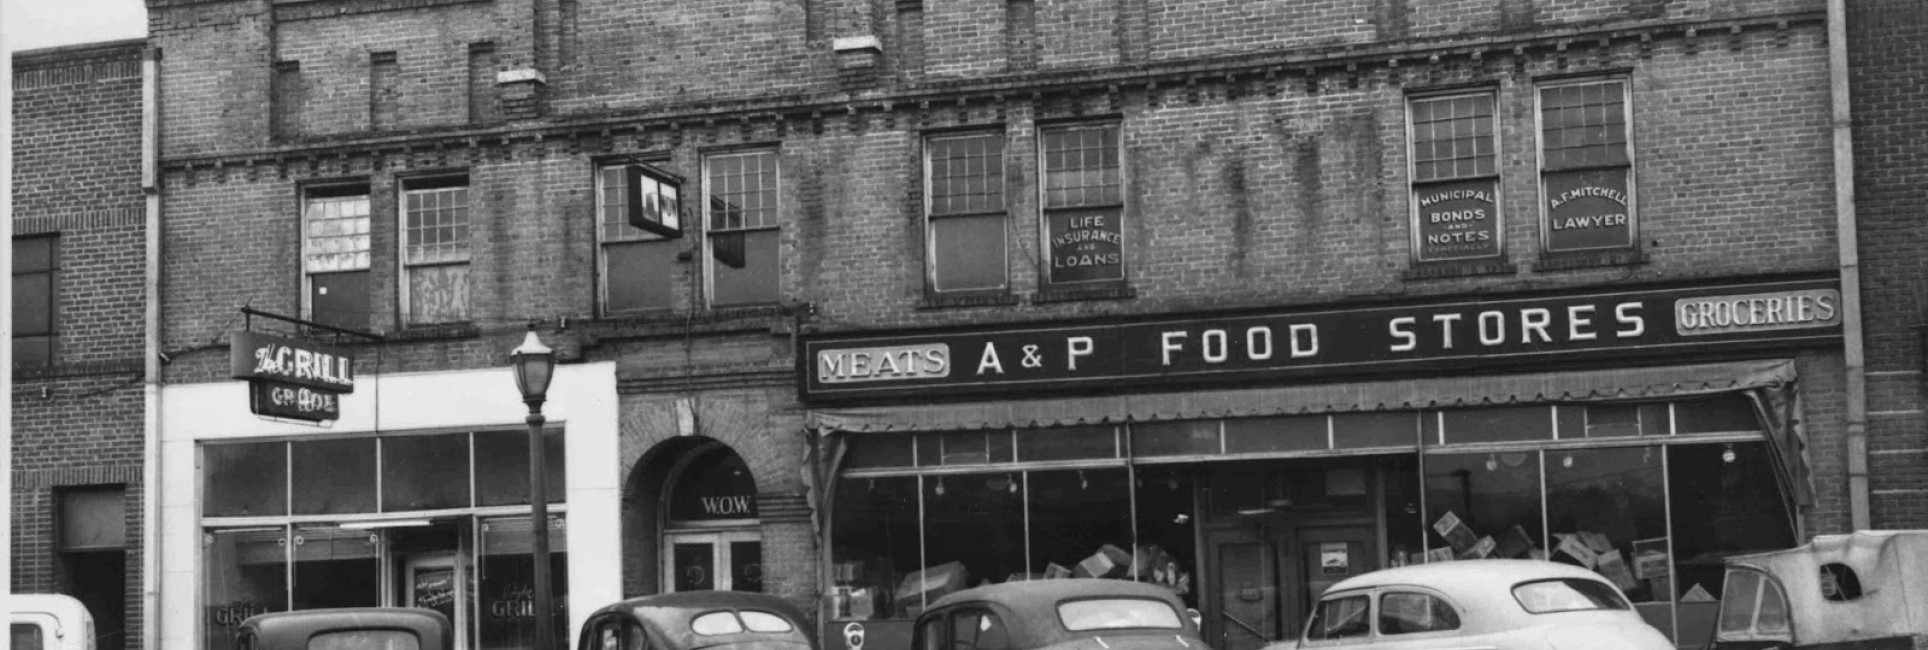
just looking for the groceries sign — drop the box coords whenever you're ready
[800,277,1841,402]
[230,331,355,422]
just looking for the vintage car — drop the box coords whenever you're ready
[234,608,453,650]
[1266,559,1673,650]
[577,591,817,650]
[10,594,97,650]
[1710,530,1928,650]
[911,579,1207,650]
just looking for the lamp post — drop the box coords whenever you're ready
[510,329,557,650]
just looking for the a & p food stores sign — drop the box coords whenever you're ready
[230,331,355,422]
[800,276,1842,402]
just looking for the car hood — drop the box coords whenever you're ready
[1541,619,1675,650]
[1039,633,1210,650]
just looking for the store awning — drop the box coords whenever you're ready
[806,358,1795,433]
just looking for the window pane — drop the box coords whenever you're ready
[929,135,1005,215]
[310,631,419,650]
[1027,469,1130,580]
[403,187,470,264]
[1667,442,1794,599]
[1756,579,1789,633]
[731,542,764,592]
[1332,412,1420,449]
[381,433,471,511]
[204,528,289,650]
[1015,426,1114,462]
[708,152,778,229]
[604,240,675,313]
[930,215,1007,292]
[1133,467,1197,609]
[310,270,370,331]
[711,229,780,306]
[1130,421,1218,457]
[1440,407,1551,445]
[1306,595,1370,640]
[291,525,379,609]
[1058,600,1183,631]
[1410,94,1495,182]
[1512,579,1630,613]
[1378,592,1459,634]
[475,429,565,506]
[831,476,920,619]
[205,442,288,517]
[1423,451,1543,559]
[1042,125,1121,209]
[1716,571,1760,633]
[290,438,376,515]
[844,436,916,469]
[13,624,45,650]
[1545,447,1668,603]
[12,271,52,334]
[305,195,371,273]
[479,517,569,650]
[924,473,1025,606]
[1225,416,1328,454]
[1675,396,1762,434]
[407,263,470,325]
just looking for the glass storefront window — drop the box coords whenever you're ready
[474,430,566,507]
[1545,447,1670,631]
[1027,469,1131,580]
[922,473,1025,613]
[292,525,379,610]
[205,528,287,650]
[1131,421,1221,457]
[205,442,287,517]
[1674,396,1760,435]
[479,517,569,650]
[1333,412,1421,449]
[1441,407,1552,445]
[1423,451,1544,561]
[845,436,915,469]
[1224,416,1326,454]
[1669,442,1793,646]
[831,476,920,620]
[1133,466,1196,609]
[291,438,377,515]
[383,433,471,511]
[1383,455,1424,568]
[1016,426,1116,462]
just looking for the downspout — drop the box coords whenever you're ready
[142,45,165,650]
[1827,0,1870,532]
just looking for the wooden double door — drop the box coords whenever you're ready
[1206,521,1379,650]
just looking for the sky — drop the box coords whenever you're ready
[3,0,146,52]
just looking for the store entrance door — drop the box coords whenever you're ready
[402,552,468,650]
[1207,530,1283,650]
[662,531,764,592]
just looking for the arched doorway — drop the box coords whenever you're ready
[660,441,763,592]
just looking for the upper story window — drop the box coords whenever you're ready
[1408,92,1502,264]
[926,133,1008,294]
[400,178,472,326]
[302,187,372,331]
[12,235,58,370]
[1039,123,1125,291]
[598,163,679,314]
[705,151,780,307]
[1538,79,1635,255]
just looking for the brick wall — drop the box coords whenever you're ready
[1849,0,1928,528]
[10,39,149,650]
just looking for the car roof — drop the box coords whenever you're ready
[586,592,814,650]
[239,608,451,647]
[928,578,1188,612]
[1321,560,1611,597]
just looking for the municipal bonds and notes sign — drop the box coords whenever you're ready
[799,276,1842,403]
[230,331,355,422]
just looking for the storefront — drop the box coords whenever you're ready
[157,361,622,650]
[798,275,1840,650]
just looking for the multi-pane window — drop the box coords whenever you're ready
[1539,80,1635,254]
[12,235,58,370]
[705,151,780,307]
[401,180,472,325]
[1040,124,1124,289]
[303,191,371,330]
[598,164,677,313]
[926,134,1008,293]
[1409,93,1501,263]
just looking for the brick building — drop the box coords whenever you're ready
[128,1,1851,650]
[1847,1,1928,528]
[9,38,151,650]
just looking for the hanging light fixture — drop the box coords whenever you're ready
[1722,444,1737,464]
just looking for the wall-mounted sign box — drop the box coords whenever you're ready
[249,380,342,422]
[625,163,684,238]
[799,275,1842,403]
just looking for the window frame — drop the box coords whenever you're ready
[1036,122,1128,292]
[1406,89,1504,264]
[11,234,59,370]
[702,149,782,308]
[1302,590,1374,644]
[924,131,1011,295]
[1375,589,1462,636]
[397,176,474,326]
[1535,76,1637,255]
[300,185,373,329]
[595,159,679,315]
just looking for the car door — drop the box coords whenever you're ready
[1297,590,1373,650]
[1361,590,1474,650]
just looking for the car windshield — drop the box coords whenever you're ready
[1512,578,1632,614]
[1058,598,1185,631]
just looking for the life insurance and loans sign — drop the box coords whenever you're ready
[230,331,355,422]
[800,277,1842,402]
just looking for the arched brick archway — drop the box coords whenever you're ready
[622,437,765,595]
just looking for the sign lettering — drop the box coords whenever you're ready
[230,331,356,393]
[1046,208,1125,284]
[1544,169,1634,252]
[1415,179,1501,261]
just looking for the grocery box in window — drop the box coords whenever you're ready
[1073,544,1133,579]
[894,561,969,609]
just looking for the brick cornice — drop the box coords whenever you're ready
[158,11,1824,175]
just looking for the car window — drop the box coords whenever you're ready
[598,620,623,650]
[1717,571,1763,633]
[740,611,793,633]
[13,624,46,650]
[309,630,421,650]
[625,621,649,650]
[951,609,1011,650]
[1378,592,1460,635]
[1058,599,1185,631]
[1306,594,1371,641]
[1511,579,1630,614]
[692,612,746,635]
[1755,579,1790,634]
[917,616,949,650]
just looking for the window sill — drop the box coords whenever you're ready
[919,292,1021,310]
[1402,260,1519,281]
[389,323,482,341]
[1032,285,1137,304]
[1533,250,1649,272]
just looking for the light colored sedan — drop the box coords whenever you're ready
[1265,560,1673,650]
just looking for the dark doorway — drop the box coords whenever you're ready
[64,550,127,650]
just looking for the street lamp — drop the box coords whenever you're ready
[510,328,557,650]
